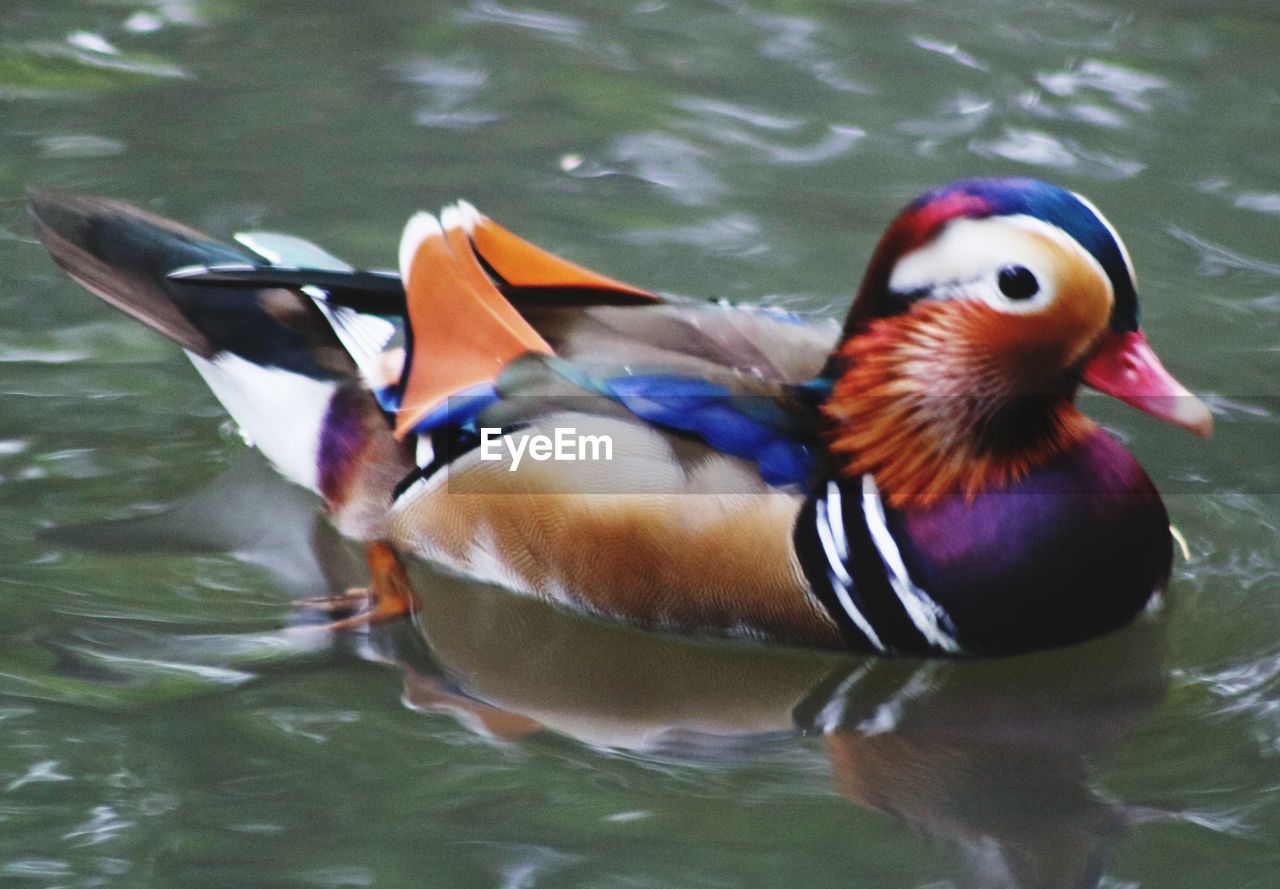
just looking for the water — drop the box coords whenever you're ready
[2,0,1278,885]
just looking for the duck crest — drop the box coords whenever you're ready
[823,300,1095,508]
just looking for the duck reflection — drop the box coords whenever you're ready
[380,558,1164,889]
[815,645,1158,889]
[50,451,1166,889]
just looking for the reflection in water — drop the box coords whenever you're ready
[394,565,1165,889]
[51,452,1166,888]
[817,648,1160,889]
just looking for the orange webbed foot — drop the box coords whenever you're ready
[302,543,418,631]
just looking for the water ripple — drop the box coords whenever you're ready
[131,1,204,28]
[728,2,875,95]
[257,708,362,744]
[66,647,257,687]
[66,32,120,57]
[394,58,500,131]
[911,36,988,72]
[620,213,766,256]
[37,134,126,159]
[1167,227,1280,279]
[896,92,993,142]
[124,13,165,35]
[299,865,376,887]
[604,132,725,205]
[1185,646,1280,756]
[47,38,188,80]
[413,110,504,130]
[674,97,803,132]
[1,860,73,880]
[969,127,1144,178]
[458,0,586,38]
[1233,192,1280,216]
[6,759,72,792]
[63,805,136,846]
[1037,59,1175,113]
[394,59,488,98]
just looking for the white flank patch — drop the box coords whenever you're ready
[399,212,443,284]
[187,351,336,493]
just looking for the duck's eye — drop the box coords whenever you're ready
[997,265,1039,300]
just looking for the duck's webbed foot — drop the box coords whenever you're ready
[302,543,418,631]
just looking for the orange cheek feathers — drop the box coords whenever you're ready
[961,243,1116,395]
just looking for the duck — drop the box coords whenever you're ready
[26,177,1211,656]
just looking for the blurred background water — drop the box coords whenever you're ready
[1,1,1278,886]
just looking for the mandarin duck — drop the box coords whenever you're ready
[27,178,1210,656]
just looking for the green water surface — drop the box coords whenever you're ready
[1,1,1278,886]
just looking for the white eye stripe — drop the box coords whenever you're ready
[887,214,1108,315]
[892,274,1050,315]
[945,267,1052,314]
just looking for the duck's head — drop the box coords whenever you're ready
[824,177,1210,505]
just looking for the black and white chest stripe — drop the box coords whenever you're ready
[795,476,962,654]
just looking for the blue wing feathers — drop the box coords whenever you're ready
[598,373,815,487]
